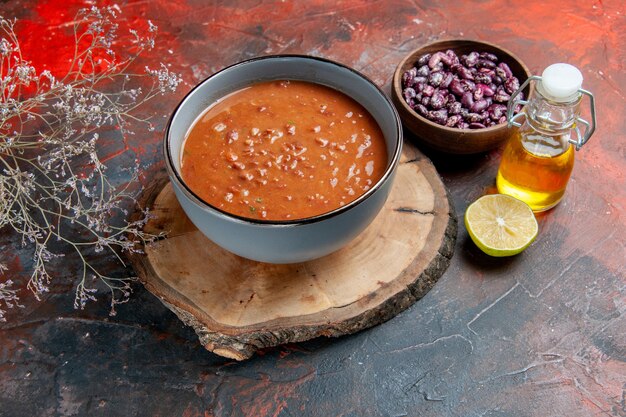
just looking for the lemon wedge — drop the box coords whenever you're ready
[465,194,538,257]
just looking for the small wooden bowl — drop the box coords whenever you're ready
[392,39,532,154]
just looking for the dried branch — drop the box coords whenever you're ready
[0,6,182,318]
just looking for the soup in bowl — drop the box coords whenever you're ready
[165,55,402,263]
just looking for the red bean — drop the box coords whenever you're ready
[429,71,445,87]
[498,62,513,78]
[480,52,498,61]
[495,67,507,80]
[476,59,496,69]
[450,79,466,97]
[466,112,486,123]
[460,79,476,92]
[441,72,454,88]
[477,83,495,97]
[505,77,520,94]
[428,109,448,124]
[474,72,492,84]
[494,88,511,103]
[463,52,479,67]
[417,53,431,66]
[471,99,489,113]
[461,92,474,108]
[402,49,523,129]
[430,90,446,109]
[403,68,417,85]
[445,50,460,66]
[488,104,507,120]
[403,88,416,101]
[448,101,462,115]
[417,65,430,77]
[428,52,447,69]
[446,114,462,127]
[456,65,474,80]
[422,84,435,97]
[415,104,428,117]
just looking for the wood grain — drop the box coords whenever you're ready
[128,142,456,360]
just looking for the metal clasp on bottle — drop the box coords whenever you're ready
[506,76,597,151]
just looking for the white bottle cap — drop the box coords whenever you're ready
[540,63,583,102]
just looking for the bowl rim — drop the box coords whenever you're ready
[164,54,403,227]
[392,38,532,134]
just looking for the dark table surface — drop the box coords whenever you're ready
[1,0,624,416]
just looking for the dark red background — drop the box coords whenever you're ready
[0,1,624,416]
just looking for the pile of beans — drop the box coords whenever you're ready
[401,50,523,129]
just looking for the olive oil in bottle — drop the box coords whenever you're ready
[496,63,596,212]
[497,128,575,211]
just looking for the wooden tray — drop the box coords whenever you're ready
[128,142,456,360]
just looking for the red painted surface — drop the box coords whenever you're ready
[0,0,624,416]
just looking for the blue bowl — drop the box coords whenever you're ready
[164,55,402,263]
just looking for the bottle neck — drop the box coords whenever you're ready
[525,86,582,135]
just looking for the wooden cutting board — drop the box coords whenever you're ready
[128,141,456,360]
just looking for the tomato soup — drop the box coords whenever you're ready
[181,80,388,220]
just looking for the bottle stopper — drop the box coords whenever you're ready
[540,63,583,102]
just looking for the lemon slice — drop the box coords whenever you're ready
[465,194,538,257]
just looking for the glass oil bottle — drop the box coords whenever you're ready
[496,63,596,212]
